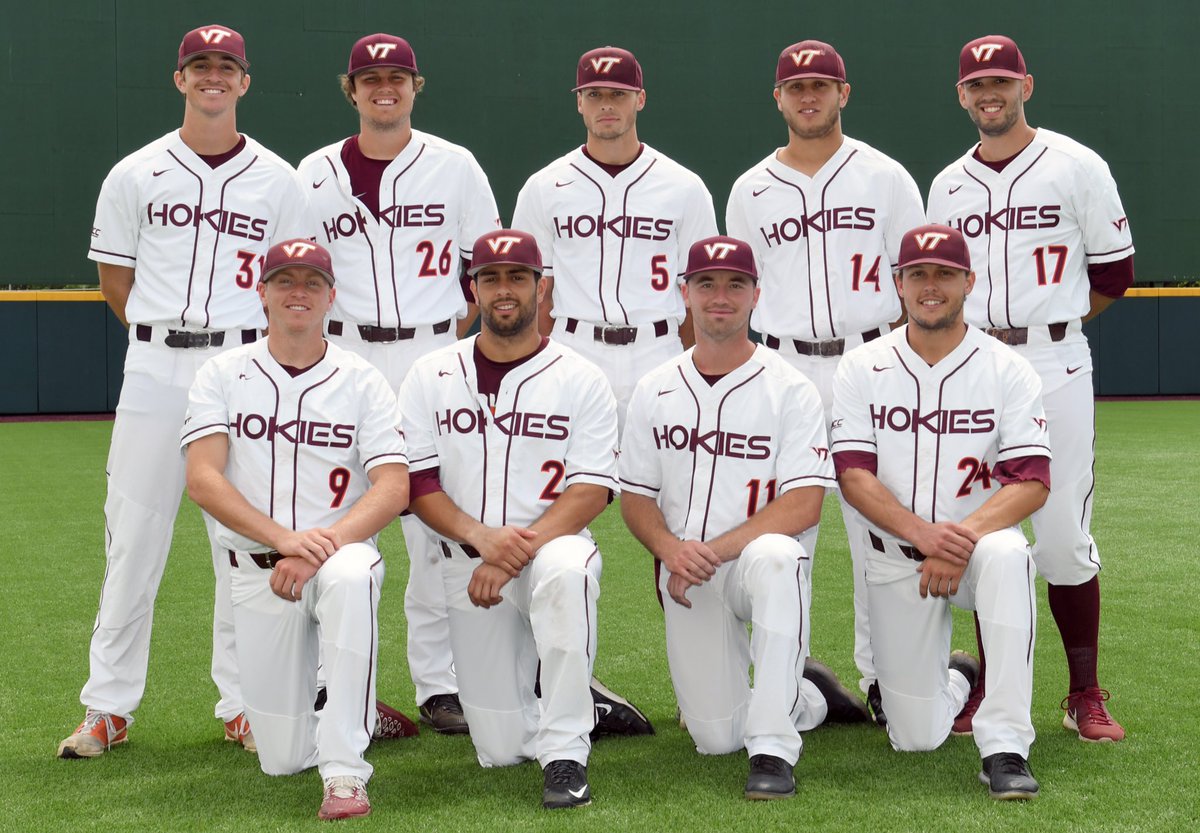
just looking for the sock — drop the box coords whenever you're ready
[1047,576,1101,692]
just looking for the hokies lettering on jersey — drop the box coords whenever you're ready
[229,412,355,448]
[145,203,269,241]
[320,204,446,242]
[651,424,772,460]
[553,213,674,241]
[868,405,997,435]
[434,407,570,441]
[756,207,876,247]
[949,205,1061,238]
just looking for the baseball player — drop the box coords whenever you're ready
[621,235,869,800]
[725,39,927,723]
[512,45,719,437]
[183,240,408,820]
[298,33,502,733]
[60,25,311,759]
[832,224,1048,800]
[399,229,618,809]
[927,35,1133,742]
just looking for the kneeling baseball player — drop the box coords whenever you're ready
[620,236,867,801]
[183,240,410,820]
[398,229,620,809]
[831,225,1047,800]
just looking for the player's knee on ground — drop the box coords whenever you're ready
[685,711,747,757]
[252,714,318,776]
[882,693,951,753]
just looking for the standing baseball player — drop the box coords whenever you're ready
[927,35,1133,741]
[621,235,869,800]
[832,224,1048,800]
[725,39,927,723]
[298,33,502,733]
[399,229,619,809]
[60,25,311,758]
[512,45,718,437]
[183,240,408,820]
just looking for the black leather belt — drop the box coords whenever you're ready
[136,324,258,349]
[564,317,669,346]
[984,322,1068,346]
[763,328,882,357]
[440,542,482,559]
[328,319,452,343]
[228,550,286,569]
[868,531,925,563]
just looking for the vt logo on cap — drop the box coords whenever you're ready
[970,43,1005,62]
[914,231,951,250]
[199,28,233,45]
[487,236,524,255]
[366,42,398,60]
[590,56,622,73]
[704,241,739,260]
[282,241,319,258]
[789,49,824,67]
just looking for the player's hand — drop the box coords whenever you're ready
[472,525,538,577]
[666,572,695,608]
[910,521,978,567]
[660,539,721,586]
[917,556,967,599]
[270,557,321,602]
[272,528,341,568]
[468,563,512,608]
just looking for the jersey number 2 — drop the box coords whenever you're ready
[539,461,565,501]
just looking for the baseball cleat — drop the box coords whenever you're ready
[57,710,128,759]
[979,752,1039,800]
[224,713,257,753]
[419,693,469,735]
[542,759,591,809]
[803,659,871,724]
[745,754,796,800]
[948,650,982,735]
[589,677,654,739]
[866,681,887,728]
[373,699,420,740]
[318,775,371,820]
[1062,687,1125,742]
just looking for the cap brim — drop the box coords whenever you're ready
[350,63,418,76]
[180,50,249,71]
[775,71,843,86]
[682,267,758,282]
[262,265,335,286]
[957,68,1026,85]
[572,81,642,92]
[896,257,970,272]
[468,260,543,277]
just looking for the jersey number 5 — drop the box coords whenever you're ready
[650,255,670,291]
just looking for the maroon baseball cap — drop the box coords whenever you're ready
[347,33,419,77]
[958,35,1027,85]
[468,230,543,276]
[262,239,336,286]
[573,46,643,92]
[682,236,759,282]
[775,40,846,85]
[178,25,249,71]
[896,224,972,272]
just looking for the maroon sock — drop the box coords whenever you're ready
[1047,576,1101,692]
[972,612,986,694]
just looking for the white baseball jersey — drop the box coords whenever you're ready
[620,345,835,539]
[89,131,310,329]
[927,128,1134,328]
[399,338,619,530]
[831,326,1050,577]
[512,144,718,325]
[726,137,926,340]
[299,131,500,327]
[180,339,408,551]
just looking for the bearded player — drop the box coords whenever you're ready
[726,39,927,723]
[621,236,868,800]
[399,229,619,809]
[833,224,1047,800]
[512,45,718,437]
[298,33,501,733]
[60,25,310,758]
[183,240,408,820]
[927,35,1133,741]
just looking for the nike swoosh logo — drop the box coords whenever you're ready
[568,786,589,799]
[152,169,170,177]
[438,370,453,377]
[657,388,676,397]
[752,186,771,197]
[1066,365,1083,375]
[872,365,892,372]
[555,180,574,188]
[595,703,612,717]
[312,178,327,189]
[238,373,249,380]
[949,185,963,195]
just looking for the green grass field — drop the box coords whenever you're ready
[2,401,1197,832]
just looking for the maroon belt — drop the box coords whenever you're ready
[328,319,452,343]
[564,317,669,346]
[984,322,1068,346]
[136,325,258,349]
[763,328,882,357]
[869,531,925,563]
[228,550,285,569]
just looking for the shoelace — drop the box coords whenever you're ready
[80,711,107,732]
[1064,688,1115,724]
[545,761,581,786]
[428,694,464,715]
[749,755,790,777]
[991,753,1029,776]
[325,776,365,799]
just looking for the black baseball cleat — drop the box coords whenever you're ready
[745,754,795,800]
[979,752,1039,800]
[589,677,654,739]
[419,693,470,735]
[804,659,871,724]
[866,681,888,728]
[542,759,591,809]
